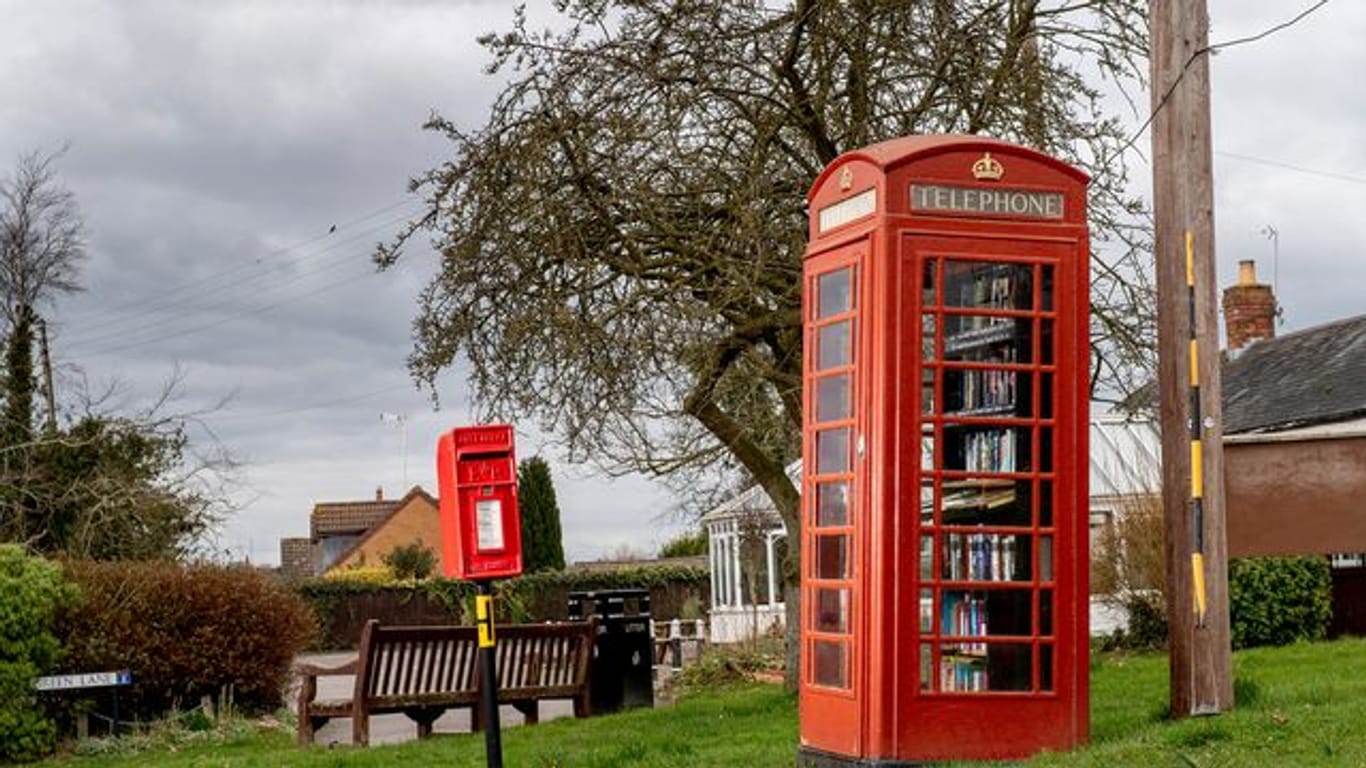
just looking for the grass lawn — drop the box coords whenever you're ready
[44,637,1366,767]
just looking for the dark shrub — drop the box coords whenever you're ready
[1111,592,1169,651]
[57,560,316,718]
[1228,556,1331,649]
[0,545,77,762]
[381,541,438,581]
[1103,558,1331,652]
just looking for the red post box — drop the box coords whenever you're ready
[436,424,524,581]
[798,136,1090,764]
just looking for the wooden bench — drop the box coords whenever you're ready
[296,619,594,746]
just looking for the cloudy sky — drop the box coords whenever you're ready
[1,1,1360,565]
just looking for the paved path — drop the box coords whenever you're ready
[294,651,577,746]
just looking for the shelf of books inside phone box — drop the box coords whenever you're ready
[918,257,1056,695]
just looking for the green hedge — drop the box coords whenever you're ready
[1228,556,1331,650]
[299,565,710,649]
[1101,556,1332,652]
[56,561,317,719]
[0,546,77,763]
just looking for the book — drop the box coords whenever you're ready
[963,429,1016,473]
[942,532,1020,581]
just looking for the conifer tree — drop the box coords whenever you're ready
[517,456,565,571]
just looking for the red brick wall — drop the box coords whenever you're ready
[1223,282,1276,351]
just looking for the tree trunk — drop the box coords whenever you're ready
[784,582,800,692]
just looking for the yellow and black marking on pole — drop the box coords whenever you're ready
[474,581,503,767]
[476,593,496,648]
[1185,230,1208,627]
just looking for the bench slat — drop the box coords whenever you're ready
[424,639,443,695]
[399,642,415,696]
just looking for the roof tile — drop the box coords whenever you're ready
[1222,314,1366,434]
[310,500,399,538]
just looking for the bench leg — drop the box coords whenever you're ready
[299,710,330,743]
[470,703,482,733]
[296,712,315,746]
[407,707,443,739]
[352,710,370,747]
[512,701,539,725]
[574,692,592,719]
[297,703,330,746]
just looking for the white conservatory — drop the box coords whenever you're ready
[701,464,796,644]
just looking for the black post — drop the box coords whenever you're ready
[476,580,503,768]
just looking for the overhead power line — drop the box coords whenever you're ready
[1114,0,1333,159]
[1215,150,1366,186]
[208,382,417,423]
[88,196,417,320]
[63,209,416,351]
[75,259,389,358]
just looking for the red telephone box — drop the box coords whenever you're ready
[798,136,1090,765]
[436,424,524,581]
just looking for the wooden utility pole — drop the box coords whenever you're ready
[1149,0,1233,717]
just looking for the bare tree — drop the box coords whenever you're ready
[381,0,1151,686]
[0,148,85,324]
[0,152,238,558]
[735,504,777,652]
[1094,491,1168,636]
[1,148,87,542]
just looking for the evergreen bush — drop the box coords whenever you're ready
[517,456,565,572]
[382,541,438,581]
[1109,592,1168,651]
[0,545,77,763]
[660,529,709,558]
[57,560,316,719]
[1100,556,1333,652]
[1228,556,1331,650]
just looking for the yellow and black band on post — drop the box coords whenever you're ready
[1185,230,1208,627]
[476,594,496,648]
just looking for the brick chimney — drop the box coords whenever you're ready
[1222,259,1276,352]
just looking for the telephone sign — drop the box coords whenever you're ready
[436,424,523,580]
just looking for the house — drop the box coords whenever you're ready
[1087,417,1162,550]
[1217,261,1366,635]
[322,486,441,575]
[278,537,313,581]
[1220,262,1366,560]
[276,486,442,578]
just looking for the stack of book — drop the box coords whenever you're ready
[957,269,1019,316]
[956,364,1017,414]
[963,429,1016,472]
[940,655,988,692]
[941,592,987,647]
[943,533,1020,582]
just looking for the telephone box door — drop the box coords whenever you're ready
[898,232,1087,757]
[800,238,869,757]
